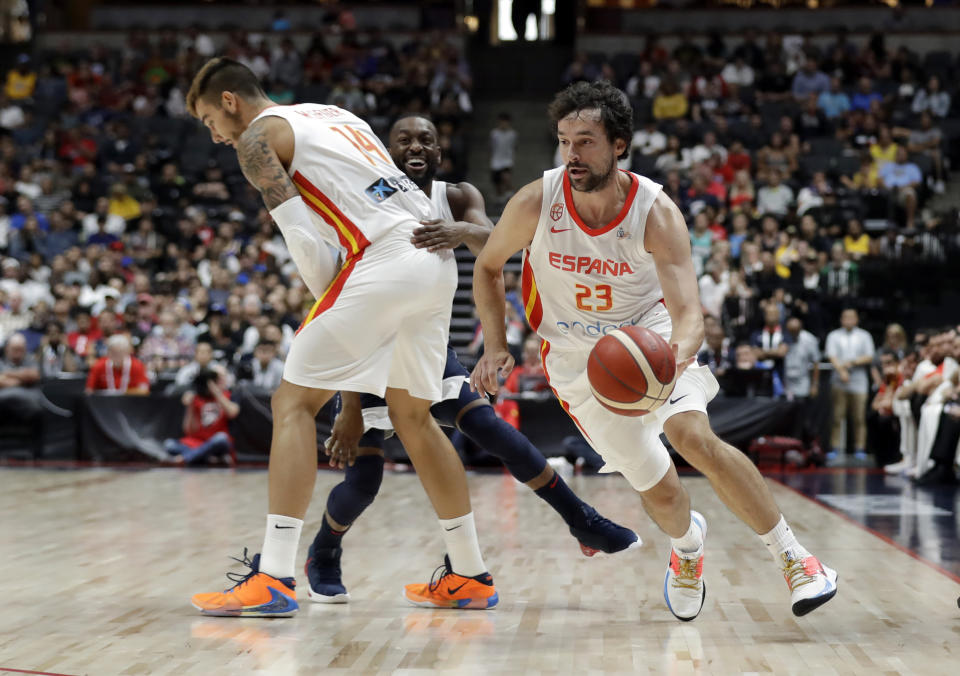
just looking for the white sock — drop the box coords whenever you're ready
[759,515,810,561]
[439,512,486,577]
[670,513,703,554]
[259,514,303,579]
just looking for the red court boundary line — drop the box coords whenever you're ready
[0,668,79,676]
[769,476,960,585]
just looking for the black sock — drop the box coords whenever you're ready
[313,514,347,550]
[533,471,584,526]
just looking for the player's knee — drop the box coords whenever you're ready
[344,455,385,502]
[641,478,686,515]
[387,404,432,435]
[671,425,724,472]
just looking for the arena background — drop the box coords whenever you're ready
[1,0,959,472]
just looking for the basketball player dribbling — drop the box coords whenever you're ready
[304,115,639,606]
[471,81,838,620]
[186,58,496,615]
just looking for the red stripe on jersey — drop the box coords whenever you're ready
[293,171,372,256]
[521,252,544,331]
[539,339,592,441]
[562,169,638,237]
[296,252,363,334]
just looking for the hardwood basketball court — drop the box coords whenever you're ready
[1,467,957,675]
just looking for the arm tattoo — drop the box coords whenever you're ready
[236,120,300,210]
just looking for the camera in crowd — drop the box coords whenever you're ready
[192,369,219,398]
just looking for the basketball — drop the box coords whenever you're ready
[587,326,677,416]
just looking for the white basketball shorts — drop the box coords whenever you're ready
[282,224,457,402]
[541,303,720,492]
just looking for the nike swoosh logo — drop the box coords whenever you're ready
[444,524,462,531]
[274,524,296,529]
[550,226,571,233]
[447,581,468,595]
[669,394,689,405]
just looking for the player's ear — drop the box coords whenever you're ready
[613,137,627,159]
[221,91,237,113]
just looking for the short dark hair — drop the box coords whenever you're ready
[187,57,267,117]
[548,81,633,160]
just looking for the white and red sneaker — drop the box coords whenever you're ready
[663,511,707,621]
[781,552,838,616]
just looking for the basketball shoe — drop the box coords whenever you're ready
[663,511,707,622]
[404,555,498,609]
[305,542,350,603]
[570,504,641,557]
[781,551,838,616]
[191,549,298,617]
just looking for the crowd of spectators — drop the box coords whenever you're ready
[0,23,473,447]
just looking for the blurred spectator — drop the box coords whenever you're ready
[756,170,794,218]
[490,113,516,197]
[0,333,42,426]
[85,334,150,395]
[842,219,870,261]
[5,54,36,100]
[652,79,688,120]
[698,322,733,380]
[878,146,921,229]
[902,111,945,193]
[631,120,666,157]
[911,75,951,118]
[825,308,875,466]
[792,58,830,101]
[699,257,729,320]
[869,126,898,173]
[495,334,550,430]
[817,77,850,120]
[39,320,78,377]
[850,77,882,113]
[784,315,821,447]
[870,349,905,468]
[721,56,754,88]
[249,339,285,393]
[164,366,238,466]
[173,338,217,389]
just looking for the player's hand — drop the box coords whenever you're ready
[411,219,467,252]
[672,344,697,381]
[470,349,515,398]
[325,405,364,469]
[838,367,850,384]
[181,391,195,407]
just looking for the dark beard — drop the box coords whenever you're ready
[569,160,617,193]
[407,164,437,189]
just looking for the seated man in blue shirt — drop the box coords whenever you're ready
[878,146,922,229]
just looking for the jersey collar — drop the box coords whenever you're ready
[562,169,638,237]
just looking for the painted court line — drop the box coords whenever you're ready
[770,476,960,585]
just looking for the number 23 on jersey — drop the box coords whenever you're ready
[575,284,613,311]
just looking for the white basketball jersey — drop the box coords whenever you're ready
[252,104,433,258]
[430,180,454,221]
[523,166,665,353]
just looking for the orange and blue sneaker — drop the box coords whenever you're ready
[570,504,641,557]
[191,549,298,617]
[404,555,498,610]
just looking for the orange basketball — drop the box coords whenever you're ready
[587,326,677,417]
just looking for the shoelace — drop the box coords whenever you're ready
[427,562,455,593]
[781,553,815,590]
[224,548,258,591]
[671,555,702,590]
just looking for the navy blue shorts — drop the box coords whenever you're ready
[330,347,484,449]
